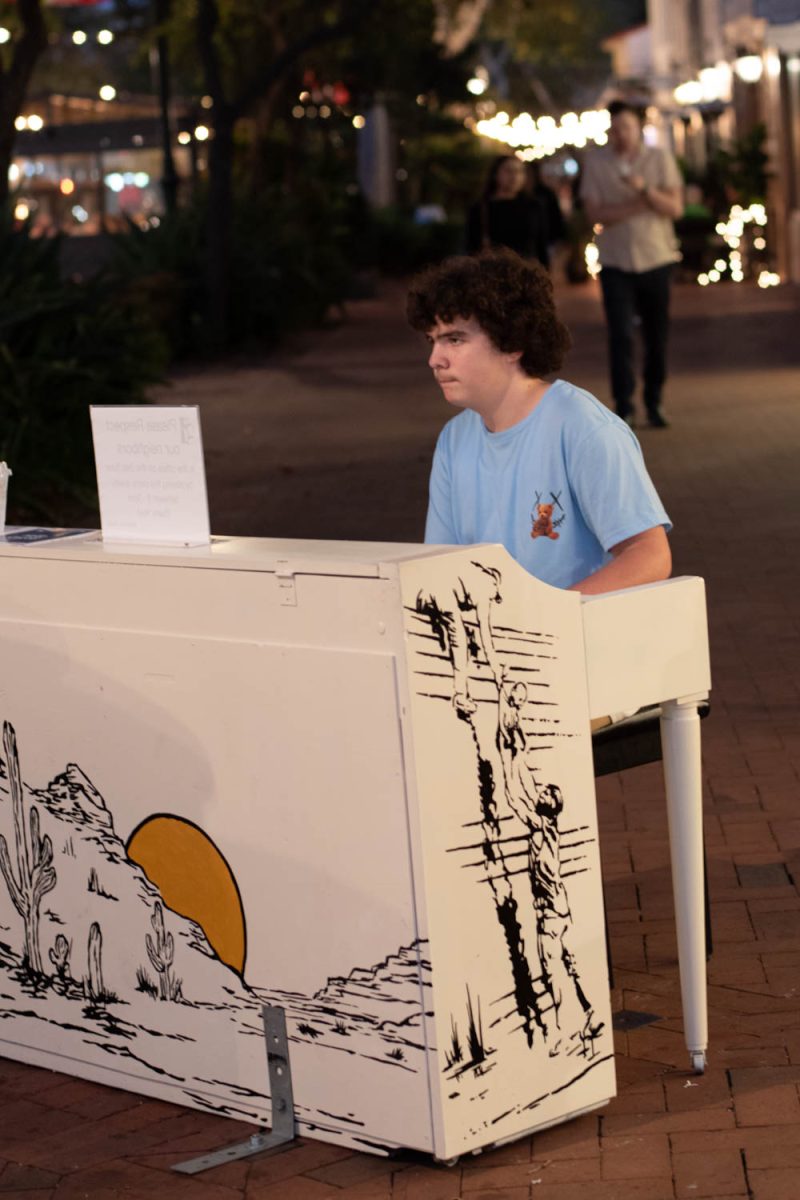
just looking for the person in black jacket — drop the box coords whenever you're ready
[467,155,554,266]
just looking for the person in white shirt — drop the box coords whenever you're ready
[580,100,683,429]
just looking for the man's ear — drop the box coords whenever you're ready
[506,349,523,366]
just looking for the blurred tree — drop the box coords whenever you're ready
[167,0,466,347]
[166,0,376,346]
[0,0,47,212]
[482,0,646,111]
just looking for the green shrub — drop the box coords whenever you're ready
[108,187,354,361]
[370,207,464,276]
[0,222,168,523]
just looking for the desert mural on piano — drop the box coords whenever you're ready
[0,714,433,1156]
[402,549,615,1150]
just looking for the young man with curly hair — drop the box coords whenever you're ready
[407,249,671,594]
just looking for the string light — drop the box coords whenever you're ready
[584,242,601,279]
[697,203,777,286]
[475,108,611,159]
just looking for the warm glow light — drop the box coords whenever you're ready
[99,85,117,101]
[467,77,487,95]
[97,29,114,44]
[72,30,87,45]
[59,178,75,195]
[352,114,366,129]
[734,54,763,83]
[0,27,11,44]
[319,104,331,118]
[475,107,610,158]
[674,80,704,106]
[27,114,43,131]
[201,95,213,109]
[14,202,30,220]
[699,202,772,287]
[585,242,600,279]
[177,130,191,144]
[14,116,27,131]
[194,125,210,140]
[8,164,20,183]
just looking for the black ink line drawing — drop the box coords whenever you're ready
[497,684,603,1056]
[0,715,433,1147]
[444,986,493,1081]
[146,900,183,1002]
[409,560,605,1072]
[0,721,57,978]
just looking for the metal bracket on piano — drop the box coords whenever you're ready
[275,561,298,606]
[173,1005,296,1174]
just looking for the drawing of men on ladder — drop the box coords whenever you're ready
[497,684,603,1056]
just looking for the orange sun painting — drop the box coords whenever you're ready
[127,816,246,975]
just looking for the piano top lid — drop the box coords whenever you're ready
[0,531,486,578]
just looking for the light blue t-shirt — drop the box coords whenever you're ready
[424,379,671,590]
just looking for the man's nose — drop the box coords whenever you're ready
[429,342,447,369]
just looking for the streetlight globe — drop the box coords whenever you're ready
[734,54,763,83]
[99,85,117,101]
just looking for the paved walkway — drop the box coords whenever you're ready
[2,278,800,1198]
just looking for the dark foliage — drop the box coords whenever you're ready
[0,222,168,523]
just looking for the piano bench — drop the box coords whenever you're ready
[591,700,712,986]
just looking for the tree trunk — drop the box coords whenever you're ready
[204,108,235,352]
[0,0,48,214]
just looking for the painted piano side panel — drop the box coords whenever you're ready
[0,599,435,1154]
[399,546,615,1161]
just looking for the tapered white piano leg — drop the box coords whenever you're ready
[660,699,708,1073]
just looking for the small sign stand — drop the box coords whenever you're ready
[173,1007,297,1175]
[90,406,211,547]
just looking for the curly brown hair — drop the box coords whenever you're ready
[407,249,571,378]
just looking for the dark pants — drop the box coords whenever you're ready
[599,263,672,418]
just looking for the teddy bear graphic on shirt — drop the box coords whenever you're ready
[530,502,560,540]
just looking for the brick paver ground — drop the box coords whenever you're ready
[2,276,799,1198]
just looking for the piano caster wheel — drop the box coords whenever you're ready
[690,1051,706,1074]
[435,1156,460,1168]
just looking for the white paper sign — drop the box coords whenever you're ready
[90,406,211,546]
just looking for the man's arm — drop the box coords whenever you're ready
[474,596,504,685]
[569,526,671,596]
[583,194,649,228]
[629,176,683,220]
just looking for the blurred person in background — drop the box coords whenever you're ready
[467,155,551,266]
[580,100,683,429]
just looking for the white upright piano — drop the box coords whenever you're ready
[0,535,710,1163]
